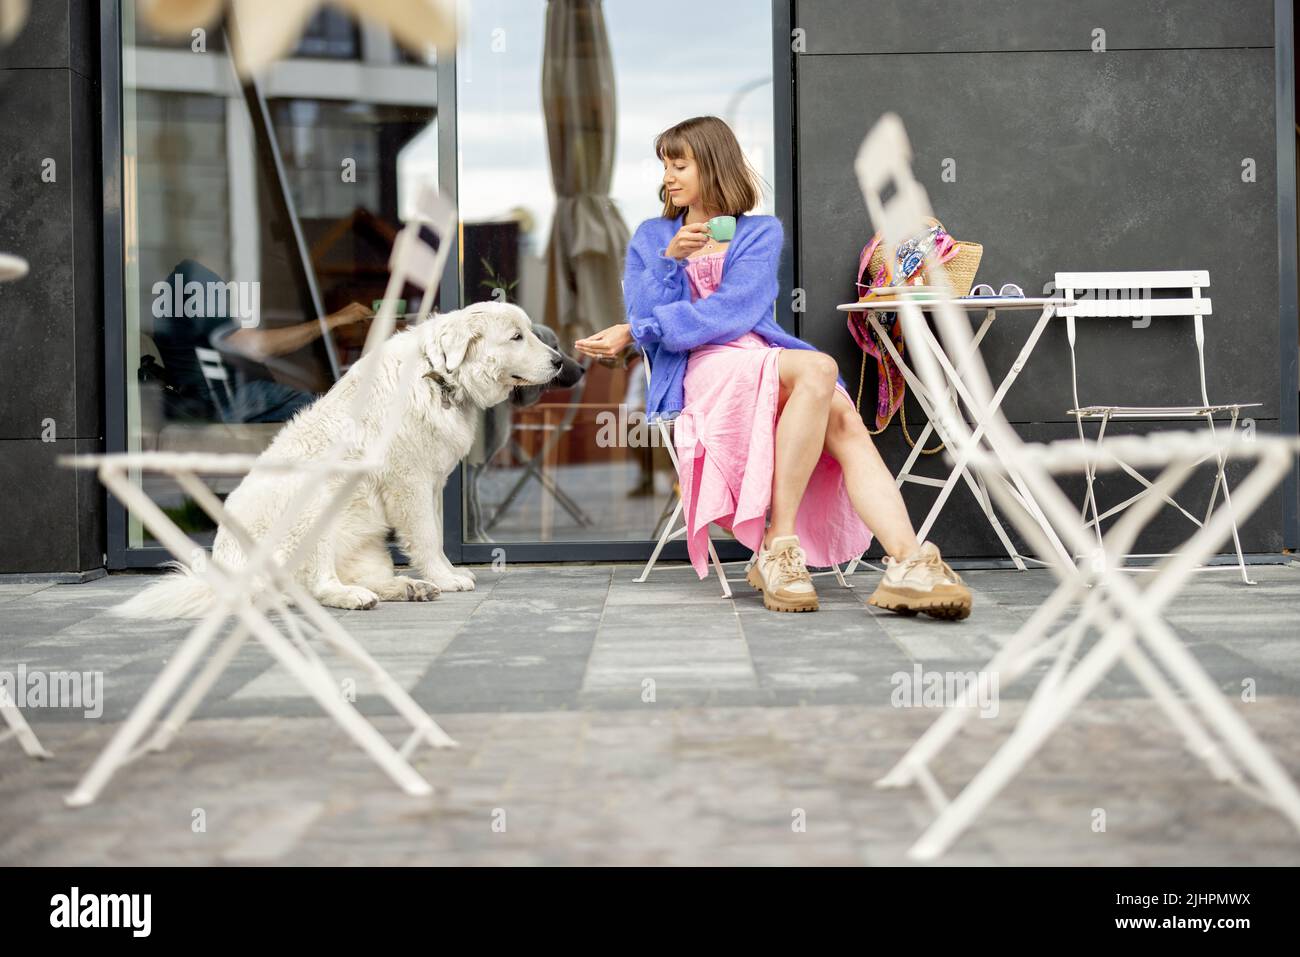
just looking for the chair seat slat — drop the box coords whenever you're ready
[1055,269,1209,289]
[1061,298,1212,318]
[1068,402,1261,417]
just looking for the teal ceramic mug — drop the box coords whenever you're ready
[706,215,736,242]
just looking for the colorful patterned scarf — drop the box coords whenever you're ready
[847,224,958,430]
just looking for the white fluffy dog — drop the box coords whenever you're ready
[114,301,564,619]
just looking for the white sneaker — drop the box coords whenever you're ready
[745,534,819,613]
[868,541,972,620]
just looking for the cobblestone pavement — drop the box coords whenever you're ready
[2,562,1299,865]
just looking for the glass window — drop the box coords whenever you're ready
[292,9,361,59]
[119,1,439,549]
[115,0,776,557]
[456,0,776,545]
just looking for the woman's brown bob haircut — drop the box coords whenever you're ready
[656,115,765,219]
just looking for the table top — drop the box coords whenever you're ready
[837,296,1073,312]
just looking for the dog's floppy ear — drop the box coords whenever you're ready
[426,312,482,375]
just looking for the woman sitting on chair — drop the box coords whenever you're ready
[575,115,971,620]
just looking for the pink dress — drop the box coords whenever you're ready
[673,250,875,578]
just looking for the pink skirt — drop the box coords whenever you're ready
[673,331,875,579]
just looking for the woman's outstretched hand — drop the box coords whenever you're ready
[574,323,634,362]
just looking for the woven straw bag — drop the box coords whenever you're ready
[852,218,982,454]
[863,217,983,294]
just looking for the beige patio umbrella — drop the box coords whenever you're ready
[0,0,28,43]
[541,0,630,349]
[0,3,30,284]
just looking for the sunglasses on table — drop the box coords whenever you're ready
[966,283,1025,298]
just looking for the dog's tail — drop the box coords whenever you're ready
[109,562,217,620]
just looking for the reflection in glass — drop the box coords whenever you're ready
[121,2,439,547]
[458,0,775,544]
[117,0,775,554]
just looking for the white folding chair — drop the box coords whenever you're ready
[857,112,1300,861]
[631,323,853,597]
[1060,271,1262,583]
[633,347,739,598]
[195,345,237,423]
[486,355,596,533]
[58,187,461,806]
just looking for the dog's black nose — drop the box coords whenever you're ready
[551,355,563,370]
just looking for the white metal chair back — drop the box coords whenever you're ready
[195,346,236,422]
[854,115,1085,559]
[1058,270,1215,413]
[855,119,997,427]
[1056,270,1258,581]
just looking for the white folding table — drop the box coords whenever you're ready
[837,296,1075,570]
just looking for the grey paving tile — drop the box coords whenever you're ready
[598,603,741,639]
[582,638,758,694]
[1,565,1298,865]
[0,583,54,603]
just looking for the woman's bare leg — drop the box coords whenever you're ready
[766,350,839,549]
[822,389,921,561]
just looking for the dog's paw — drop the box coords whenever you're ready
[397,577,440,602]
[430,570,476,592]
[319,585,381,610]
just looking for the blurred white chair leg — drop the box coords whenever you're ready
[905,442,1300,860]
[1,690,52,759]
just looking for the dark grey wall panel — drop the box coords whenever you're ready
[793,3,1284,556]
[0,1,103,574]
[797,48,1278,425]
[0,0,97,79]
[0,67,77,438]
[0,439,104,573]
[796,0,1273,54]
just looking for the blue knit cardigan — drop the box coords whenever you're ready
[623,211,845,423]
